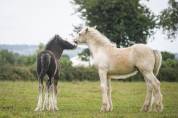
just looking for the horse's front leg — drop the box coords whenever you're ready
[99,69,110,112]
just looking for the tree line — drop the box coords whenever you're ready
[0,49,178,82]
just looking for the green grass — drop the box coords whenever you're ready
[0,81,177,118]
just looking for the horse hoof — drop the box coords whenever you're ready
[140,105,149,112]
[34,107,42,112]
[100,106,110,112]
[109,107,113,112]
[48,107,56,112]
[155,105,163,112]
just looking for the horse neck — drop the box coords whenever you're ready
[45,46,63,59]
[86,34,115,58]
[87,40,101,58]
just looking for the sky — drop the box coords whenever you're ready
[0,0,177,53]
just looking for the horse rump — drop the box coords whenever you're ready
[37,51,51,79]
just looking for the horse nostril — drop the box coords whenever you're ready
[74,40,78,44]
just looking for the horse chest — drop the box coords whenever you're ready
[92,52,109,68]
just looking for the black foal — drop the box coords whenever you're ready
[34,35,77,111]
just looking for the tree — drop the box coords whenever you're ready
[72,0,156,47]
[36,43,45,54]
[0,50,17,65]
[159,0,178,39]
[161,51,175,61]
[78,48,90,61]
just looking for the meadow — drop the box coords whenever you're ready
[0,81,177,118]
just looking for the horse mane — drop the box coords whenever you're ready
[44,35,64,59]
[88,27,116,47]
[45,35,61,49]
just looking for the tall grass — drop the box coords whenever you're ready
[0,81,177,118]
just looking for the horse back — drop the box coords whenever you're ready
[100,44,155,74]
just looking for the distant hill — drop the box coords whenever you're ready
[0,44,37,55]
[0,44,85,58]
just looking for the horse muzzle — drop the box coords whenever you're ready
[74,39,78,44]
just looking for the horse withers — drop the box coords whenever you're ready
[34,35,77,111]
[74,26,163,112]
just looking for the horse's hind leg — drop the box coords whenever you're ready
[48,77,55,111]
[140,77,153,112]
[47,76,59,111]
[54,74,59,110]
[34,78,44,111]
[141,72,163,112]
[151,78,163,112]
[42,79,50,110]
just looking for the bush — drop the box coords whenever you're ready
[158,67,178,82]
[59,55,98,81]
[0,65,36,81]
[0,50,178,82]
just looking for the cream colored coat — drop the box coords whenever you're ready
[75,26,163,112]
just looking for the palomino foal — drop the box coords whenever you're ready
[74,26,163,112]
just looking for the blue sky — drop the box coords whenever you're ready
[0,0,177,53]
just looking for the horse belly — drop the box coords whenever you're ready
[109,71,138,79]
[108,65,136,75]
[107,56,135,75]
[94,48,136,74]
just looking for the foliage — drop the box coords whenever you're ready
[0,49,178,82]
[161,51,175,60]
[0,49,36,66]
[0,65,35,81]
[0,49,37,81]
[78,48,90,61]
[159,0,178,39]
[36,43,45,54]
[0,50,18,65]
[72,0,156,47]
[60,54,98,81]
[158,58,178,82]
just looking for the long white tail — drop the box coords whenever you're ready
[153,50,162,76]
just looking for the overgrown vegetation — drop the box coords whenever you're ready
[0,49,178,81]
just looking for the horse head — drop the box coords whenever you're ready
[74,26,97,44]
[54,34,77,49]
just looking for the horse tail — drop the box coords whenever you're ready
[38,53,51,79]
[153,50,162,76]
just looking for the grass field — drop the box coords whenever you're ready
[0,81,177,118]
